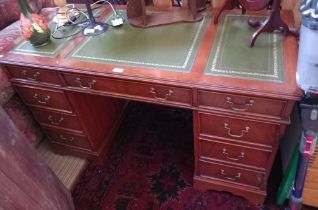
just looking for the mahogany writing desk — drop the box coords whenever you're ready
[0,7,302,204]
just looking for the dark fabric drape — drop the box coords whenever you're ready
[0,106,74,210]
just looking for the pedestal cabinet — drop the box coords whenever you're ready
[6,66,126,162]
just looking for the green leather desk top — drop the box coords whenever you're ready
[0,7,301,101]
[68,11,210,72]
[7,10,285,82]
[10,25,73,57]
[9,9,100,57]
[204,14,284,82]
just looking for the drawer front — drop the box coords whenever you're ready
[31,109,83,132]
[7,66,62,85]
[199,113,279,146]
[63,73,192,106]
[199,138,270,170]
[45,129,91,150]
[198,161,265,188]
[15,85,73,112]
[198,90,286,117]
[309,144,318,169]
[304,168,318,190]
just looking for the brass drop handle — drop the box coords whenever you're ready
[150,88,173,101]
[33,93,51,104]
[220,169,241,181]
[75,77,96,89]
[59,135,74,142]
[22,70,41,81]
[48,115,64,126]
[224,123,250,138]
[225,97,254,112]
[222,148,245,161]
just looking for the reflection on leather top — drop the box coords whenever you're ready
[68,11,211,72]
[205,14,284,82]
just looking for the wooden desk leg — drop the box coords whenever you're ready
[247,0,298,47]
[214,0,243,24]
[196,0,207,12]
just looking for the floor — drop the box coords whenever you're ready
[71,102,318,210]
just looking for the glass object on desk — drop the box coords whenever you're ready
[53,0,69,27]
[17,0,51,47]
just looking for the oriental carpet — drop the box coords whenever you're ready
[71,102,315,210]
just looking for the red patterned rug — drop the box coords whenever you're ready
[71,103,295,210]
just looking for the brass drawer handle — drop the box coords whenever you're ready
[150,88,173,101]
[224,123,250,138]
[33,93,51,104]
[22,70,41,81]
[222,148,245,161]
[59,135,74,142]
[48,115,64,126]
[220,169,241,181]
[75,77,96,89]
[226,97,254,112]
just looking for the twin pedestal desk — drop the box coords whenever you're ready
[0,8,302,204]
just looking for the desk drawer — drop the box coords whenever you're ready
[199,138,270,170]
[7,66,62,85]
[198,160,265,188]
[198,90,286,117]
[309,144,318,169]
[14,85,73,112]
[304,168,318,190]
[63,73,192,106]
[31,109,83,132]
[199,112,279,146]
[45,129,91,150]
